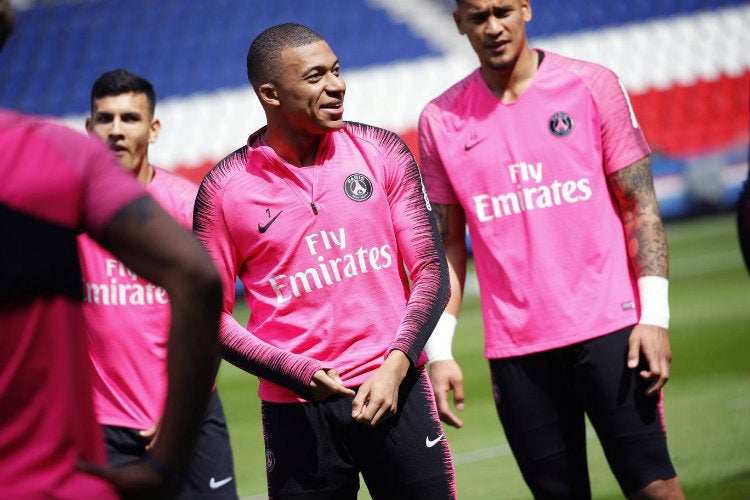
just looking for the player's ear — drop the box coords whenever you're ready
[148,117,161,144]
[522,0,532,22]
[259,83,280,107]
[453,11,464,35]
[85,117,94,136]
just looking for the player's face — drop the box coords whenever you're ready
[274,40,346,136]
[87,92,160,179]
[454,0,531,71]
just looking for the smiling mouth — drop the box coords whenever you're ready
[321,101,343,110]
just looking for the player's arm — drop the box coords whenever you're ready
[608,156,672,396]
[353,130,450,427]
[425,202,467,428]
[82,194,222,497]
[192,166,337,401]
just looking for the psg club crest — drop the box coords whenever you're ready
[549,112,574,137]
[344,173,373,202]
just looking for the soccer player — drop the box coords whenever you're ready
[418,1,686,499]
[0,2,221,499]
[78,69,238,499]
[194,23,455,500]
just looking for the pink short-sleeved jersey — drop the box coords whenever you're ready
[0,110,145,499]
[195,123,448,403]
[78,167,198,429]
[419,51,650,358]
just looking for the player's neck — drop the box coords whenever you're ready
[263,128,322,168]
[481,47,539,104]
[134,160,155,186]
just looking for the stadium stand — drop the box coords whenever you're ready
[0,0,747,219]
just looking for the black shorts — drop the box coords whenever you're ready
[102,390,238,499]
[489,326,677,499]
[261,367,456,500]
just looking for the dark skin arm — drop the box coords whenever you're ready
[608,156,671,396]
[79,195,222,499]
[428,202,467,428]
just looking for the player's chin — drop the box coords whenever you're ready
[319,118,344,132]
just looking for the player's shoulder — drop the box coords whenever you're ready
[151,166,199,202]
[1,111,92,150]
[343,121,402,146]
[342,121,412,161]
[422,70,477,116]
[542,50,619,86]
[198,144,250,195]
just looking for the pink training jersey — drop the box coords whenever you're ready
[194,123,448,403]
[0,110,145,499]
[78,167,198,429]
[419,51,650,358]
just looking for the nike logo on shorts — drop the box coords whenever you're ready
[425,433,444,448]
[209,476,233,489]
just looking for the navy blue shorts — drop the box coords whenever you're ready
[102,390,238,499]
[261,367,456,500]
[489,326,677,498]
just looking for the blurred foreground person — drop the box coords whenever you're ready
[0,3,222,498]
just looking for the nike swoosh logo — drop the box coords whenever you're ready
[464,137,486,151]
[425,433,444,448]
[209,476,233,489]
[258,210,282,233]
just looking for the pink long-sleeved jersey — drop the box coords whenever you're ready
[419,51,651,358]
[194,123,449,403]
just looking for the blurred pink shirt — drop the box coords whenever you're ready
[0,110,144,499]
[78,167,197,429]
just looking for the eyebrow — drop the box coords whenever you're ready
[303,59,340,75]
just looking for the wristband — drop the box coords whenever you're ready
[637,275,670,329]
[424,313,456,362]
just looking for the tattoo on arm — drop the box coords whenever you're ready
[609,157,669,277]
[432,203,450,241]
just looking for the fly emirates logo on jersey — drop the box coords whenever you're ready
[268,227,393,304]
[473,161,592,223]
[83,258,169,306]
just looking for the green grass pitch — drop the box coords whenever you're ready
[216,212,750,499]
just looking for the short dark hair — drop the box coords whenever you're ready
[90,69,157,115]
[246,23,324,93]
[0,0,14,52]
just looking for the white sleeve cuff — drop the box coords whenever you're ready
[424,313,457,362]
[637,276,670,329]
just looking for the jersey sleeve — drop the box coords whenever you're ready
[193,149,323,399]
[587,67,651,174]
[370,126,451,365]
[418,100,460,205]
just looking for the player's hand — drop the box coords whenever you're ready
[627,323,672,396]
[140,418,161,451]
[309,368,356,401]
[352,350,409,427]
[428,359,465,428]
[78,457,179,500]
